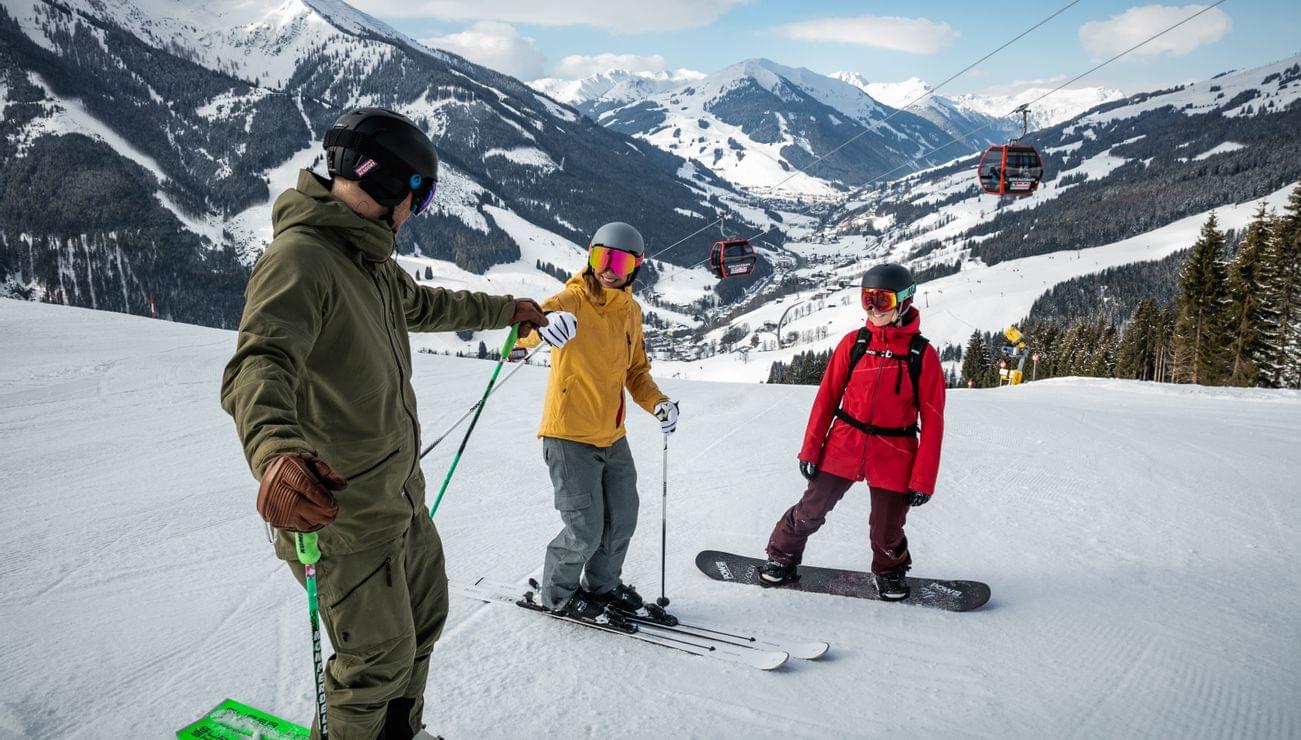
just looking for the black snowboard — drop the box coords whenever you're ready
[696,550,991,612]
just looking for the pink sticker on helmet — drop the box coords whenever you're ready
[354,158,378,177]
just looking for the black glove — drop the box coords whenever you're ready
[908,491,930,507]
[799,461,818,481]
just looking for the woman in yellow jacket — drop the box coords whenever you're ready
[522,222,679,623]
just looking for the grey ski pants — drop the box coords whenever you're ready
[539,436,640,609]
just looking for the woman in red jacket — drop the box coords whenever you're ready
[760,263,946,600]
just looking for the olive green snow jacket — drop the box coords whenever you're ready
[221,171,517,557]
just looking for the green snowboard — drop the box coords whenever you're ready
[176,698,309,739]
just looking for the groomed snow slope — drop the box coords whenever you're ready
[1,300,1299,738]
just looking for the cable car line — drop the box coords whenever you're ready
[737,0,1232,245]
[751,0,1086,203]
[643,0,1086,267]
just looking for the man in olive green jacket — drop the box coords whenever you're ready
[221,108,546,739]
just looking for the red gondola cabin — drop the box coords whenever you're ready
[977,144,1044,197]
[709,239,756,279]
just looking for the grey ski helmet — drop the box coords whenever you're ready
[324,107,439,216]
[860,263,917,313]
[590,222,645,255]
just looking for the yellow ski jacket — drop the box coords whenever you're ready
[521,273,667,447]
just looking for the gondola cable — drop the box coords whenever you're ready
[644,0,1087,268]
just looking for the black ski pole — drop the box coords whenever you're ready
[657,434,670,608]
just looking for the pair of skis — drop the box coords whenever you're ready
[457,553,991,672]
[455,578,827,671]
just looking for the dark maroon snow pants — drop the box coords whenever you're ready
[765,471,912,575]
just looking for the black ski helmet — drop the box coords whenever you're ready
[860,263,917,313]
[324,107,439,216]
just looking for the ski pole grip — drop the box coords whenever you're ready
[295,532,321,566]
[500,323,521,359]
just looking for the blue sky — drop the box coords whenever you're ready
[355,1,1300,95]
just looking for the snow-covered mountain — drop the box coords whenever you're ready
[4,297,1299,737]
[951,85,1125,131]
[0,0,767,331]
[830,72,1122,142]
[594,58,960,197]
[529,68,704,119]
[830,72,1018,145]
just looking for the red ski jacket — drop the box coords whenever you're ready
[798,308,946,495]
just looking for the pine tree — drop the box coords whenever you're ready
[1223,203,1273,386]
[1116,299,1159,380]
[1087,323,1118,377]
[961,331,988,387]
[1263,186,1301,388]
[1154,304,1178,383]
[1172,214,1230,385]
[476,340,488,359]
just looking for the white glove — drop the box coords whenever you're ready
[654,400,679,435]
[537,311,577,349]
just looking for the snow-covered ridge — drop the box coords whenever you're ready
[953,85,1124,130]
[1074,54,1301,127]
[830,71,1120,137]
[529,68,703,108]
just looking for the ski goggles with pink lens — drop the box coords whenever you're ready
[588,245,644,277]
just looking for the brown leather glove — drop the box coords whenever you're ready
[257,454,347,532]
[511,298,548,339]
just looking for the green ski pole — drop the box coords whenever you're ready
[295,532,329,738]
[429,323,520,519]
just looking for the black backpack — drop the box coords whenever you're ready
[834,327,930,437]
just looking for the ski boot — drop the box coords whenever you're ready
[521,584,636,633]
[592,583,679,626]
[874,571,910,601]
[757,560,799,587]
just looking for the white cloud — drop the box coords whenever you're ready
[353,0,745,33]
[423,21,546,80]
[773,14,958,54]
[552,53,668,79]
[1079,4,1231,57]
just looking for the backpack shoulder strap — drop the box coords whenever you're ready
[907,333,929,411]
[847,327,872,378]
[838,327,872,397]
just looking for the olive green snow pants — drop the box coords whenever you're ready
[286,510,448,740]
[539,436,640,610]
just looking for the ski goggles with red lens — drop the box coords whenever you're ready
[588,245,644,277]
[409,172,437,215]
[861,285,915,312]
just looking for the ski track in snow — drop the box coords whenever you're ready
[1,299,1299,738]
